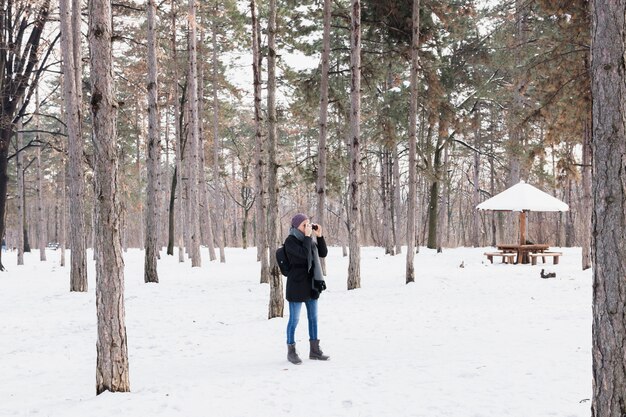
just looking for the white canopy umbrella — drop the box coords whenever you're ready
[476,180,569,245]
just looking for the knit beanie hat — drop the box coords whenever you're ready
[291,213,309,229]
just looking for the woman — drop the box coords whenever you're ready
[284,213,329,364]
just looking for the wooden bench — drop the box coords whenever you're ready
[484,252,516,264]
[529,252,562,265]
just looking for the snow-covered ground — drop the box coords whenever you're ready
[0,246,591,417]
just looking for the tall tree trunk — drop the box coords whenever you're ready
[267,0,284,318]
[347,0,361,290]
[316,0,331,273]
[177,95,186,263]
[472,114,481,247]
[166,1,185,262]
[565,177,575,247]
[504,0,528,245]
[144,0,160,283]
[61,0,87,290]
[135,115,144,250]
[437,143,449,252]
[488,137,497,246]
[507,0,527,189]
[23,185,31,253]
[427,121,445,250]
[251,0,269,284]
[211,7,225,263]
[89,0,130,394]
[35,89,46,261]
[591,1,626,414]
[196,22,217,262]
[16,118,24,265]
[381,147,393,254]
[582,116,592,270]
[392,141,402,255]
[57,156,67,267]
[167,166,177,254]
[406,0,419,283]
[186,0,202,267]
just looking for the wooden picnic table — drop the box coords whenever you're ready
[497,244,550,264]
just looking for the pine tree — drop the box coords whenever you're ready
[90,0,130,394]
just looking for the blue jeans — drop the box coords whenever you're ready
[286,299,318,345]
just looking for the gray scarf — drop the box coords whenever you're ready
[289,227,324,284]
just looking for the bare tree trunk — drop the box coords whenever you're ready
[251,0,269,284]
[472,114,481,247]
[166,1,185,263]
[392,141,402,255]
[267,0,284,318]
[437,143,449,252]
[35,146,46,261]
[211,7,225,263]
[73,0,82,95]
[427,119,446,250]
[347,0,361,290]
[16,117,24,265]
[144,0,160,283]
[35,96,46,261]
[381,147,393,254]
[161,105,170,249]
[186,0,202,267]
[565,177,575,246]
[89,0,130,393]
[60,0,87,289]
[57,157,67,267]
[196,21,217,262]
[488,137,497,246]
[316,0,331,274]
[591,1,626,414]
[406,0,419,283]
[582,116,592,270]
[177,103,186,263]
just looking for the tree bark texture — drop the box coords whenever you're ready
[89,0,130,394]
[35,90,46,261]
[427,114,448,250]
[591,1,626,415]
[61,0,88,291]
[212,9,226,263]
[196,24,217,262]
[582,117,592,270]
[251,0,270,284]
[406,0,420,283]
[144,0,160,283]
[393,139,402,255]
[166,1,185,263]
[16,118,24,265]
[347,0,361,290]
[316,12,330,271]
[472,113,481,247]
[267,0,284,318]
[186,0,202,267]
[57,156,67,267]
[316,0,331,233]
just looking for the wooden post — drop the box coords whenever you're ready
[519,210,527,264]
[519,211,526,245]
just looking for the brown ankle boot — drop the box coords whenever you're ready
[309,339,330,360]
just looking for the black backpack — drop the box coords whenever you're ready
[276,245,290,276]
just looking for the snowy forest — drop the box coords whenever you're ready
[2,0,626,415]
[2,1,592,268]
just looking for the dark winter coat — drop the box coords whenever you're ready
[284,234,328,302]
